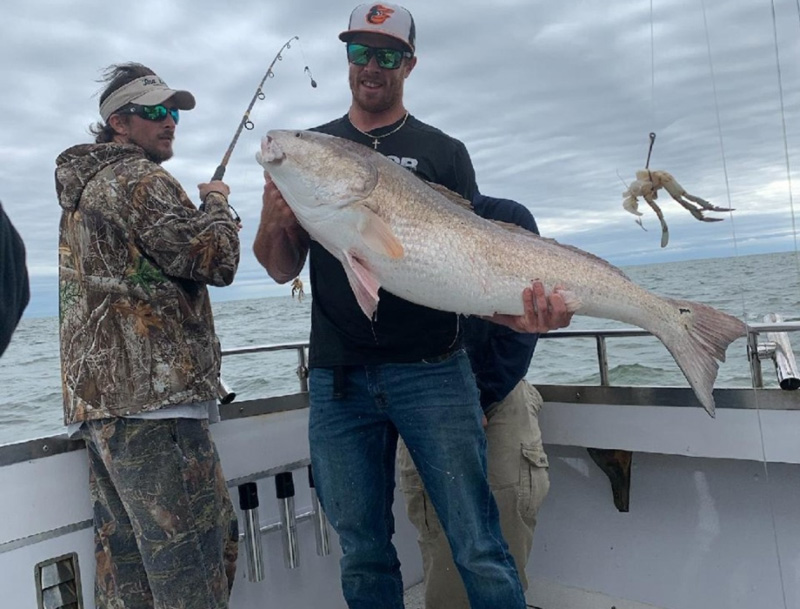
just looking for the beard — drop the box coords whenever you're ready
[349,70,403,115]
[145,147,173,164]
[141,137,174,164]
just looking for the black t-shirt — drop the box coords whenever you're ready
[308,114,478,367]
[0,201,30,357]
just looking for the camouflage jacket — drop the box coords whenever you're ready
[56,143,240,425]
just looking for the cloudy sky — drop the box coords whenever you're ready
[2,0,799,317]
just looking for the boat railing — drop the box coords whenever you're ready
[2,320,798,468]
[218,341,309,404]
[218,319,800,397]
[535,318,800,390]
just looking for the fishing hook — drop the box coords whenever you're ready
[207,35,315,221]
[645,132,657,170]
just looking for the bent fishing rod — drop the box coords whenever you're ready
[205,35,317,222]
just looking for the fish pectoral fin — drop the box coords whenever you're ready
[342,250,381,319]
[357,208,405,259]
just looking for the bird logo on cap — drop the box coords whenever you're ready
[367,4,394,24]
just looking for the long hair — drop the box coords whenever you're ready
[89,63,156,143]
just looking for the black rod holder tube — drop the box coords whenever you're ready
[238,482,264,582]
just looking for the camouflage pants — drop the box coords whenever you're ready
[84,417,239,609]
[398,381,550,609]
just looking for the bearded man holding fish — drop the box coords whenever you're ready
[254,4,572,609]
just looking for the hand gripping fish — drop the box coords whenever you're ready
[257,131,747,416]
[622,170,733,247]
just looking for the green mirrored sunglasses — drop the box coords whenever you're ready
[346,43,412,70]
[117,103,180,124]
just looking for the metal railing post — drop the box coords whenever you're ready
[297,347,309,393]
[748,330,764,389]
[596,335,610,386]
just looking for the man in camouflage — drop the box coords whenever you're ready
[56,63,240,608]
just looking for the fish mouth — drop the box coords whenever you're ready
[257,135,285,165]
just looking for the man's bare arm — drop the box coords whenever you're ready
[253,177,310,284]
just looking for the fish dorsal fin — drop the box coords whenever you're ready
[425,181,474,212]
[534,234,631,280]
[356,206,405,259]
[489,219,536,237]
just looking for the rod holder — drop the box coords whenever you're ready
[308,465,330,556]
[762,314,800,390]
[217,378,236,405]
[275,472,299,569]
[238,482,264,582]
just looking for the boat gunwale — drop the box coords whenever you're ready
[2,385,796,467]
[3,321,798,467]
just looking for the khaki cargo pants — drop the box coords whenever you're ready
[84,417,239,609]
[398,380,549,609]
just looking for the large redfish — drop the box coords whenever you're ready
[256,130,747,416]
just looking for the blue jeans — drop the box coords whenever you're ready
[308,350,525,609]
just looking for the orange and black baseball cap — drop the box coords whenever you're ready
[339,3,416,53]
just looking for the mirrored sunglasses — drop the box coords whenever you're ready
[346,43,412,70]
[116,103,180,124]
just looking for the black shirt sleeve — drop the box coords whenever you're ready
[0,201,30,356]
[452,140,478,203]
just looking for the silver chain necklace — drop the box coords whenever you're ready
[348,112,409,149]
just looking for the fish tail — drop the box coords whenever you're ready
[656,298,748,417]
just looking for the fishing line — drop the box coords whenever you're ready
[769,0,800,276]
[764,1,800,602]
[297,37,318,88]
[797,0,800,37]
[632,0,656,236]
[699,0,745,314]
[650,0,656,130]
[700,2,790,607]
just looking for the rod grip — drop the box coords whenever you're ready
[211,164,226,182]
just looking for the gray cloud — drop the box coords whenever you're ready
[2,0,799,317]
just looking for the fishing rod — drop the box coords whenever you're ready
[208,35,317,221]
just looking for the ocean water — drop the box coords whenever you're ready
[1,250,798,446]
